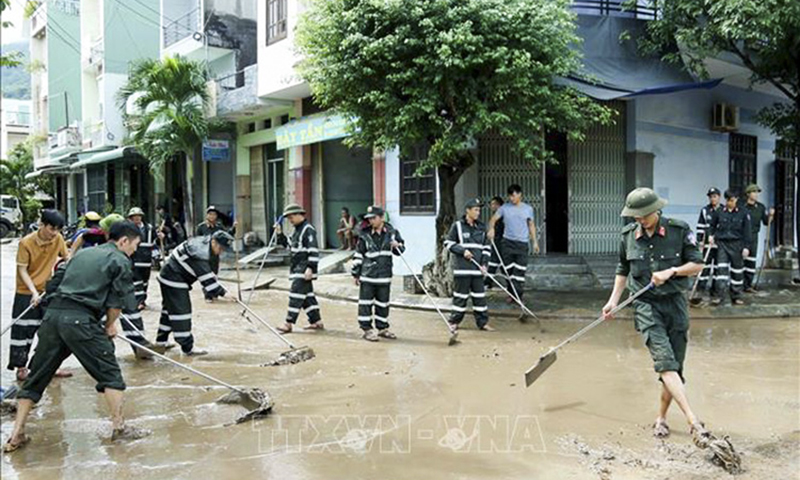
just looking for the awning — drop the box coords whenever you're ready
[25,170,42,179]
[564,16,723,100]
[70,146,138,170]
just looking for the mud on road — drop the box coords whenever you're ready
[1,244,798,479]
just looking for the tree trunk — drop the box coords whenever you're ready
[181,151,196,235]
[427,157,472,297]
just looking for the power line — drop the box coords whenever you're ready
[113,0,162,30]
[128,0,174,24]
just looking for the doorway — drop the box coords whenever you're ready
[545,131,568,253]
[775,141,795,247]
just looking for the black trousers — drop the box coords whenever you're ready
[500,238,528,298]
[697,245,720,297]
[7,293,44,370]
[156,284,194,353]
[286,279,322,324]
[743,239,759,289]
[358,282,391,331]
[715,240,744,301]
[450,276,488,328]
[133,265,151,306]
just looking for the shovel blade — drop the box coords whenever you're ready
[524,351,557,387]
[263,346,316,366]
[448,331,459,346]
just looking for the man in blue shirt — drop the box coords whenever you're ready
[487,184,539,300]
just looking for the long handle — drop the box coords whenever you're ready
[234,298,295,349]
[689,242,713,300]
[755,216,772,288]
[117,315,243,394]
[395,250,455,333]
[234,224,242,301]
[490,239,522,302]
[0,301,38,337]
[471,258,538,319]
[547,282,653,355]
[243,221,281,308]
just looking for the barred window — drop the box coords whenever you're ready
[86,165,107,212]
[729,133,757,197]
[400,144,435,214]
[266,0,288,45]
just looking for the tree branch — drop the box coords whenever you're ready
[728,39,797,101]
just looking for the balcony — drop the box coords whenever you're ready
[80,120,106,149]
[82,37,104,74]
[210,65,289,120]
[30,3,47,39]
[48,126,82,159]
[571,0,656,19]
[163,7,200,49]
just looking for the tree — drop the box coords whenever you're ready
[296,0,612,294]
[117,55,210,234]
[1,0,23,68]
[636,0,799,273]
[0,140,54,224]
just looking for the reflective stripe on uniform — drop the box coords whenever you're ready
[158,276,191,289]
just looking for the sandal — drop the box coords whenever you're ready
[15,368,28,382]
[653,419,670,438]
[277,324,293,334]
[111,425,152,441]
[377,329,397,340]
[303,322,324,331]
[690,421,712,449]
[54,369,73,378]
[3,434,31,452]
[479,324,495,332]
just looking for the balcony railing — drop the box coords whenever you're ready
[217,69,247,91]
[163,8,200,48]
[570,0,657,19]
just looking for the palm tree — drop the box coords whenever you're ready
[117,55,209,233]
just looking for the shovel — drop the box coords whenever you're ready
[116,323,273,424]
[396,249,459,346]
[118,313,168,355]
[524,282,653,387]
[0,301,38,337]
[241,217,283,314]
[489,240,534,322]
[471,258,538,320]
[234,298,316,365]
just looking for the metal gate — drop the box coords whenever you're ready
[477,130,544,227]
[568,101,627,255]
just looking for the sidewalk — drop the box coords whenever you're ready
[221,265,800,320]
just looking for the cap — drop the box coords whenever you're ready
[706,187,721,197]
[465,197,483,209]
[99,213,125,232]
[206,205,221,214]
[364,205,385,219]
[620,188,667,217]
[84,211,102,222]
[282,203,306,216]
[127,207,145,218]
[745,184,762,194]
[211,231,235,251]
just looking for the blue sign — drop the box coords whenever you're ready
[203,139,230,162]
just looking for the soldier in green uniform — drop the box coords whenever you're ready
[4,221,149,452]
[741,184,774,292]
[602,188,712,444]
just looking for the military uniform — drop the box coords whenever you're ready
[131,221,156,307]
[155,236,227,352]
[195,207,234,275]
[17,243,134,404]
[709,207,751,302]
[277,215,322,326]
[695,201,721,296]
[617,190,703,381]
[444,212,491,328]
[742,200,768,289]
[352,207,405,332]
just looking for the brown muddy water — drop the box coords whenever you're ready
[1,244,799,479]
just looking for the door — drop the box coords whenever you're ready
[775,141,795,246]
[545,131,568,253]
[321,139,373,248]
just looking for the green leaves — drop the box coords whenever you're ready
[296,0,612,172]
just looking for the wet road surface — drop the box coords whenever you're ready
[1,241,798,479]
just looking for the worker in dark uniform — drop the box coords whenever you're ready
[155,230,233,355]
[602,188,710,444]
[352,206,405,342]
[4,221,149,452]
[741,184,774,292]
[709,189,751,306]
[195,205,237,275]
[127,207,160,309]
[693,187,722,304]
[275,204,324,333]
[444,198,493,331]
[485,196,505,289]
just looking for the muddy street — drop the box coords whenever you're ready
[1,241,799,480]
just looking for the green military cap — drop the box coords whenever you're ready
[465,197,483,209]
[745,184,762,194]
[620,187,667,217]
[211,231,235,251]
[364,205,385,219]
[282,203,306,216]
[127,207,145,218]
[100,213,125,232]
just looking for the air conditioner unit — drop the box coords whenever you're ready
[712,103,740,132]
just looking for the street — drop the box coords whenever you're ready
[1,239,799,480]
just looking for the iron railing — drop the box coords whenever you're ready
[163,7,200,48]
[570,0,657,20]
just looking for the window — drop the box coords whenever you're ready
[248,122,256,133]
[775,140,796,246]
[86,166,107,212]
[280,114,290,125]
[400,144,435,214]
[263,118,272,129]
[729,133,757,196]
[266,0,288,45]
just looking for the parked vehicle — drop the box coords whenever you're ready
[0,195,22,238]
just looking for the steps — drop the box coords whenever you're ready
[524,255,608,291]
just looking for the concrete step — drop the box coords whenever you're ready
[529,263,591,275]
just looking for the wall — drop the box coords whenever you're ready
[257,0,309,99]
[48,4,82,131]
[104,0,160,75]
[634,83,791,261]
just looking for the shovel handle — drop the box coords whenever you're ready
[234,298,296,349]
[243,226,280,308]
[1,294,42,337]
[115,330,244,394]
[395,249,456,334]
[471,258,538,319]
